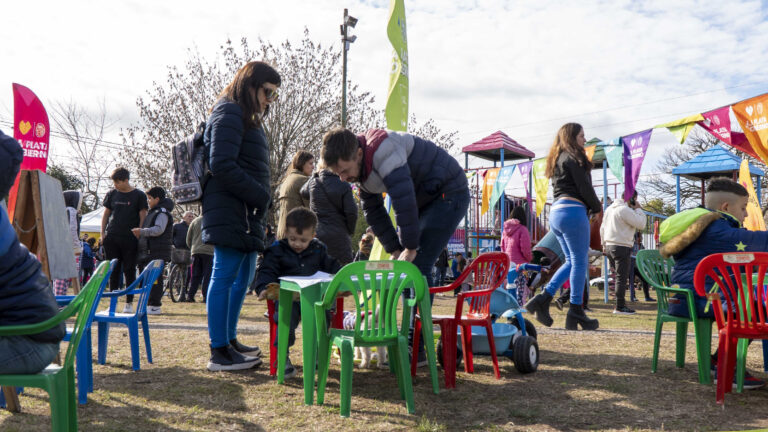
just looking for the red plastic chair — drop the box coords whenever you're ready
[693,252,768,404]
[267,297,344,376]
[411,252,510,388]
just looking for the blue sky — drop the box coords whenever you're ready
[1,0,767,197]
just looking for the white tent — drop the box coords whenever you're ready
[80,207,105,234]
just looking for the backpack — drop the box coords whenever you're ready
[171,122,209,204]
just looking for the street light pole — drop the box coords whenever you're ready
[340,8,357,128]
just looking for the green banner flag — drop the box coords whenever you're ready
[385,0,409,131]
[532,159,549,217]
[602,138,624,182]
[489,165,516,211]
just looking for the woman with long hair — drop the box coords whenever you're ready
[525,123,602,330]
[202,61,280,370]
[276,151,314,239]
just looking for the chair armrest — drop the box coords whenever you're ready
[0,295,82,337]
[429,283,457,294]
[56,295,76,306]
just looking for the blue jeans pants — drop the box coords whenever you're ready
[206,246,258,348]
[543,200,590,305]
[0,336,59,374]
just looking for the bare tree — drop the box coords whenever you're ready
[50,100,117,213]
[408,115,458,154]
[640,129,768,209]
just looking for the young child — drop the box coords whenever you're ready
[255,207,341,378]
[501,206,533,303]
[660,178,768,389]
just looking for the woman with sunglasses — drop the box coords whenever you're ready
[201,61,281,371]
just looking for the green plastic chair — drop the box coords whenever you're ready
[0,260,109,431]
[636,249,712,384]
[314,260,438,417]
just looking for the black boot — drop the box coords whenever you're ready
[565,303,599,331]
[207,345,261,371]
[525,292,554,327]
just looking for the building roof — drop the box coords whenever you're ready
[462,131,535,162]
[672,144,764,180]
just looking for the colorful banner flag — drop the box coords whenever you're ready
[518,161,533,199]
[369,194,397,260]
[739,159,765,231]
[532,159,549,217]
[601,138,624,182]
[480,168,499,215]
[8,83,50,220]
[622,129,652,201]
[699,107,759,159]
[584,145,596,161]
[656,113,704,144]
[489,165,516,211]
[385,0,409,131]
[732,94,768,165]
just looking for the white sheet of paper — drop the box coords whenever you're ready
[279,271,334,289]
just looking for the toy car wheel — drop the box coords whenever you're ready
[510,318,537,339]
[436,339,462,369]
[513,335,538,374]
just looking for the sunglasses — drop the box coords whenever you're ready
[262,86,279,101]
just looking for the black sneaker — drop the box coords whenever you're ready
[644,297,656,302]
[554,297,567,311]
[272,357,298,379]
[713,366,766,390]
[207,345,262,371]
[408,346,427,367]
[230,338,262,357]
[613,305,636,315]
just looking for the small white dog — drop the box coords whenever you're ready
[342,310,388,369]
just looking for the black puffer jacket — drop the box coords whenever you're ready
[253,239,341,295]
[202,99,272,252]
[550,152,601,215]
[0,129,64,343]
[138,197,174,263]
[300,170,357,265]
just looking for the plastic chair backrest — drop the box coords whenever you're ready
[694,252,768,334]
[456,252,510,320]
[636,249,675,311]
[64,261,114,366]
[322,260,426,342]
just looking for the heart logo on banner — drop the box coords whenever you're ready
[758,103,764,115]
[713,115,721,126]
[630,138,638,148]
[746,105,754,116]
[18,120,31,135]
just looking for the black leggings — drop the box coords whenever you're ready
[188,253,213,300]
[103,234,139,303]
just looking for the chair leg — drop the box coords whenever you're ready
[267,300,277,376]
[716,336,727,404]
[316,337,332,406]
[651,318,663,373]
[763,340,768,372]
[97,322,109,365]
[693,319,712,385]
[75,339,88,405]
[736,338,748,393]
[396,336,415,414]
[339,339,354,417]
[48,377,69,432]
[86,330,94,393]
[410,318,422,377]
[128,323,141,371]
[442,323,457,389]
[460,325,474,374]
[674,321,688,369]
[66,367,78,431]
[141,315,153,364]
[484,321,501,380]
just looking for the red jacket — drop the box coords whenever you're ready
[501,219,532,265]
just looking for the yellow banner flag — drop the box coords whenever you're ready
[739,159,765,231]
[733,94,768,165]
[480,168,499,215]
[656,113,705,144]
[584,145,596,162]
[532,158,549,216]
[368,193,396,260]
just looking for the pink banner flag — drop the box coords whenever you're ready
[699,106,760,159]
[622,129,652,201]
[8,83,50,220]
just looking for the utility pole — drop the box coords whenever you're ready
[340,8,357,128]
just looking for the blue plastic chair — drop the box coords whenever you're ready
[94,260,164,371]
[55,259,116,404]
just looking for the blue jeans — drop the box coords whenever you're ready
[543,200,590,305]
[406,189,470,346]
[0,336,59,374]
[206,246,258,348]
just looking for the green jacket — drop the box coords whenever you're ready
[187,216,214,256]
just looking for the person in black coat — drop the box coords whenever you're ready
[300,168,357,265]
[201,61,280,372]
[0,129,65,374]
